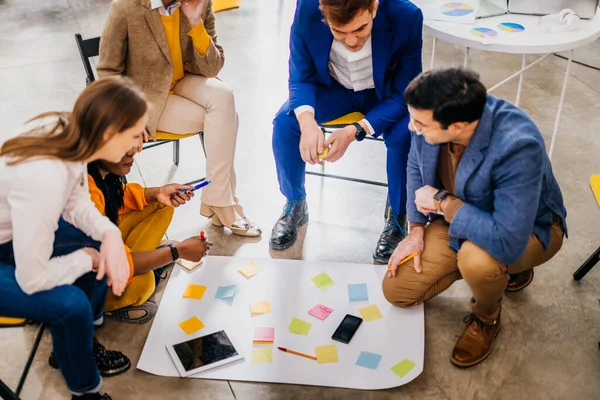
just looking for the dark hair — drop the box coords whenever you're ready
[1,76,146,165]
[320,0,377,25]
[88,162,125,225]
[404,67,487,129]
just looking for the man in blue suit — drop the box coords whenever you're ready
[270,0,423,261]
[383,68,567,368]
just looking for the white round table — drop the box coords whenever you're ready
[412,2,600,159]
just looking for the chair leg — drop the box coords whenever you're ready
[573,246,600,281]
[0,378,19,400]
[173,140,180,166]
[199,132,206,158]
[16,323,46,397]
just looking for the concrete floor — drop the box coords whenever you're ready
[1,0,600,399]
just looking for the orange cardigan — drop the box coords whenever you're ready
[88,175,148,280]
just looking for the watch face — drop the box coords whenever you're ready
[434,190,447,201]
[356,130,366,141]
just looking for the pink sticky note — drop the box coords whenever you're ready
[308,304,334,320]
[253,327,275,343]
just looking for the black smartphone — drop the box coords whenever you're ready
[332,314,363,344]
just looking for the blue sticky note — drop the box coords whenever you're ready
[215,284,237,300]
[348,283,369,302]
[356,351,382,370]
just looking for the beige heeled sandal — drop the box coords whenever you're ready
[201,204,262,237]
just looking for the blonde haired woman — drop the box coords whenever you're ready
[0,77,146,400]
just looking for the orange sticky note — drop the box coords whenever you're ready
[179,316,205,335]
[250,300,271,315]
[183,284,206,300]
[238,262,261,279]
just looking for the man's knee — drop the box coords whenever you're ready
[457,241,506,284]
[272,103,300,145]
[383,118,411,149]
[382,275,421,309]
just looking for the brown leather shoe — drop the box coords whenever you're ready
[451,313,501,368]
[506,269,534,292]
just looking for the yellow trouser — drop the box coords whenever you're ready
[104,203,174,312]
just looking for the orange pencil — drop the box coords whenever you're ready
[387,251,419,271]
[277,347,317,361]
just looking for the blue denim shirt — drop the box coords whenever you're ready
[406,95,567,265]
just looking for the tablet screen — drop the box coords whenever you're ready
[172,330,239,372]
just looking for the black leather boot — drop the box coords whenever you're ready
[373,204,408,264]
[269,199,308,250]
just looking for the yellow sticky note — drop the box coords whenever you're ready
[315,344,338,364]
[178,259,203,271]
[358,304,383,322]
[238,262,261,279]
[250,300,271,315]
[182,284,206,300]
[317,147,329,159]
[251,347,273,364]
[178,316,205,335]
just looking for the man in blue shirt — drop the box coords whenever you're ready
[383,67,567,367]
[270,0,423,262]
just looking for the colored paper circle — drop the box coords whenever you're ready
[440,2,475,17]
[470,27,498,38]
[498,22,525,32]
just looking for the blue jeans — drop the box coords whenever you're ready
[272,81,411,215]
[0,219,105,393]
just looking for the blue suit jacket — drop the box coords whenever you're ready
[287,0,423,135]
[406,95,568,265]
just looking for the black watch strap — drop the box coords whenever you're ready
[167,243,179,261]
[352,122,367,142]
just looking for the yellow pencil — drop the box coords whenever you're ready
[388,251,419,271]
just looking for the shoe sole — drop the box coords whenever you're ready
[450,325,501,368]
[269,215,308,251]
[505,271,534,293]
[372,253,391,264]
[49,356,132,377]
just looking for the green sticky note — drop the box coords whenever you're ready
[288,317,312,336]
[311,272,335,290]
[391,359,416,378]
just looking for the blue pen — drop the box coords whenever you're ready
[180,180,211,193]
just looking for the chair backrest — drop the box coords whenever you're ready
[74,33,100,85]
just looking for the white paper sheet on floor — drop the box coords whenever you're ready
[137,256,424,390]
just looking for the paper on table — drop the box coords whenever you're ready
[391,359,416,378]
[308,304,334,320]
[250,300,271,315]
[315,344,338,364]
[238,262,261,278]
[251,347,273,364]
[215,284,237,300]
[178,316,205,335]
[182,284,207,300]
[177,259,203,271]
[311,272,335,290]
[358,304,383,322]
[348,283,369,302]
[253,327,275,344]
[288,317,312,336]
[356,351,382,370]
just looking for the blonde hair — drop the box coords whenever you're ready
[1,76,147,165]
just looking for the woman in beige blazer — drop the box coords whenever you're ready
[98,0,261,237]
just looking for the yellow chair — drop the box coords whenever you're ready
[573,175,600,281]
[74,34,206,169]
[305,112,387,187]
[213,0,241,13]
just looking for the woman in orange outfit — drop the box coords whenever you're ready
[88,149,212,323]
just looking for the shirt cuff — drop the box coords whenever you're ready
[187,21,211,56]
[360,118,375,136]
[441,196,464,223]
[294,105,315,118]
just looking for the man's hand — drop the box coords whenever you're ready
[387,226,425,277]
[415,185,440,216]
[150,184,194,207]
[181,0,207,28]
[178,235,213,262]
[298,112,324,165]
[323,125,355,162]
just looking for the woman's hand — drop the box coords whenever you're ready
[181,0,208,28]
[98,230,130,296]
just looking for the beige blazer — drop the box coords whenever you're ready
[98,0,224,136]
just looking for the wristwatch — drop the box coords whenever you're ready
[433,189,449,210]
[167,243,179,261]
[352,122,367,142]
